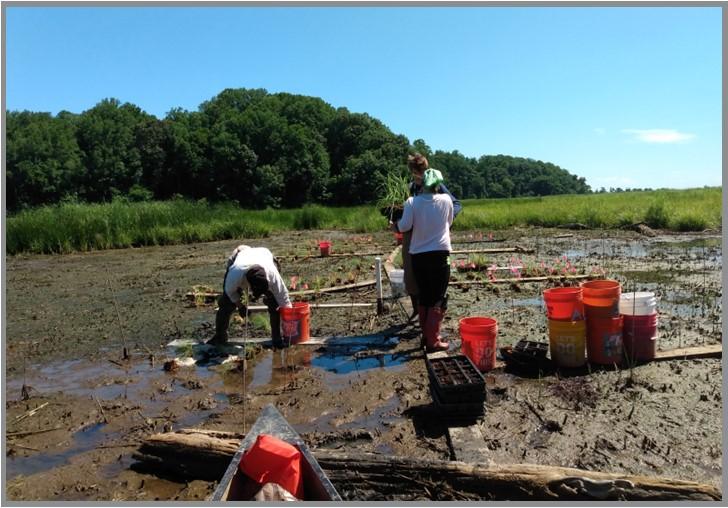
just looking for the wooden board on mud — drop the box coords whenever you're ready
[652,343,721,361]
[447,425,493,464]
[167,334,399,348]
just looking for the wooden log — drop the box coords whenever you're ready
[314,451,721,501]
[131,431,242,481]
[131,432,720,501]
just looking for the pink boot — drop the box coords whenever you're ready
[424,307,449,353]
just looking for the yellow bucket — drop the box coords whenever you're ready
[547,319,586,368]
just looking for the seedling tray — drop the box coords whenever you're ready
[426,355,486,404]
[514,340,549,358]
[429,383,485,419]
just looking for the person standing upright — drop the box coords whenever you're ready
[393,168,454,352]
[403,153,461,321]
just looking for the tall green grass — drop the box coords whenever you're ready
[6,188,721,255]
[452,188,722,232]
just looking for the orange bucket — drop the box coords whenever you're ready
[543,287,584,321]
[280,302,310,344]
[586,315,623,365]
[459,317,498,372]
[582,280,621,318]
[318,241,331,256]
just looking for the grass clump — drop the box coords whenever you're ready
[644,201,670,229]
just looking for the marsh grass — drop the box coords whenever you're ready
[7,187,720,255]
[453,188,721,232]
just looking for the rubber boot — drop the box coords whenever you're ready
[209,298,234,345]
[418,305,428,349]
[424,306,449,353]
[265,292,285,349]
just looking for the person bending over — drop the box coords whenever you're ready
[209,245,291,348]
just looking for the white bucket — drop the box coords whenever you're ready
[389,269,406,298]
[619,292,657,316]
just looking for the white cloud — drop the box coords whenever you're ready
[622,129,696,143]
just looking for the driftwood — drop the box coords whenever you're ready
[628,222,657,237]
[131,429,242,481]
[132,431,720,501]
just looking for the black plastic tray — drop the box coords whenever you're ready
[426,355,486,404]
[514,340,549,358]
[429,384,485,419]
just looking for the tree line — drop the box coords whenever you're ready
[6,88,591,212]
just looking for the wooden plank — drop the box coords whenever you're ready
[185,280,376,301]
[451,274,593,286]
[167,334,396,348]
[451,247,534,255]
[246,302,373,312]
[278,251,386,260]
[448,425,492,464]
[653,343,721,361]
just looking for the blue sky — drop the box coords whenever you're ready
[5,5,722,190]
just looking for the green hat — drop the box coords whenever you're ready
[423,168,444,190]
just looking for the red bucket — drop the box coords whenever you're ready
[543,287,584,321]
[622,313,658,361]
[459,317,497,372]
[318,241,331,256]
[586,315,623,365]
[280,302,310,344]
[394,232,404,245]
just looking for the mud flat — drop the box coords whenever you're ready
[5,228,722,501]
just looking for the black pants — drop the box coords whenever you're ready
[411,251,450,308]
[217,269,282,344]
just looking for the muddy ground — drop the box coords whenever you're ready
[4,228,723,501]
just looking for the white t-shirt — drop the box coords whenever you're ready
[224,246,291,308]
[397,193,453,254]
